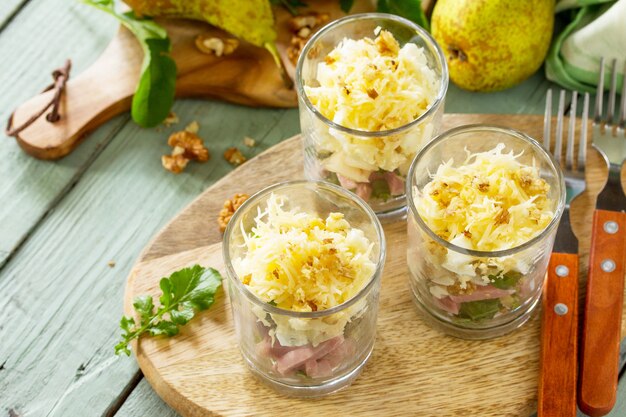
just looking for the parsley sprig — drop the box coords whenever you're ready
[115,265,223,356]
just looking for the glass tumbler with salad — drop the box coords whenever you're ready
[296,13,448,219]
[406,125,565,339]
[223,180,385,396]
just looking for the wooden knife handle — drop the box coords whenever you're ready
[579,209,626,417]
[538,252,578,417]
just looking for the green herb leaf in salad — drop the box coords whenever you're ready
[371,178,391,201]
[489,270,523,290]
[458,299,501,322]
[270,0,307,15]
[115,265,222,356]
[377,0,429,32]
[81,0,177,128]
[340,0,355,13]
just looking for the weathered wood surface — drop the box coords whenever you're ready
[123,114,622,417]
[0,1,624,416]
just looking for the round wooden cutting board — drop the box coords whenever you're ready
[125,113,626,417]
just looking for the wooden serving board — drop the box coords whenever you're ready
[10,0,374,160]
[125,113,626,417]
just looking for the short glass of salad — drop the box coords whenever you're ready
[296,13,448,220]
[406,125,565,339]
[223,180,385,396]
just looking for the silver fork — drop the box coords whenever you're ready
[579,58,626,417]
[538,89,587,417]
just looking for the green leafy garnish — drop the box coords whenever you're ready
[115,265,222,356]
[489,270,523,290]
[270,0,307,15]
[81,0,177,128]
[340,0,355,13]
[377,0,429,31]
[268,300,278,306]
[458,299,501,322]
[371,178,391,201]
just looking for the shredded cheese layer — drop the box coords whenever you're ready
[415,143,554,252]
[234,194,375,312]
[303,29,440,181]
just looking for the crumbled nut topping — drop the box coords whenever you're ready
[218,193,249,232]
[107,260,116,268]
[243,136,256,147]
[195,35,239,57]
[367,88,379,99]
[375,29,400,56]
[224,147,246,166]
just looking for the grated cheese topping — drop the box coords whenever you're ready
[234,194,376,313]
[303,29,440,181]
[415,143,554,252]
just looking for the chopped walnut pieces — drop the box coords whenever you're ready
[243,136,256,147]
[218,193,250,232]
[286,12,330,64]
[325,55,336,65]
[495,209,510,225]
[195,35,239,57]
[515,167,550,195]
[163,112,179,127]
[185,121,200,134]
[162,153,189,174]
[162,130,210,174]
[168,131,210,162]
[367,88,379,99]
[375,29,400,56]
[242,274,252,285]
[224,147,246,166]
[447,281,476,296]
[463,230,472,239]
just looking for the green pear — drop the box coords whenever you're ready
[431,0,555,92]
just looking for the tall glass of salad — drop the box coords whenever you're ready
[406,125,565,339]
[296,13,448,220]
[223,180,385,396]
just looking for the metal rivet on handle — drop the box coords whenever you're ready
[555,265,569,277]
[601,259,616,273]
[554,303,568,316]
[604,221,619,234]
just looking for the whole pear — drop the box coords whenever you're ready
[431,0,555,92]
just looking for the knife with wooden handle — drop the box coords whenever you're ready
[538,211,579,417]
[579,209,626,417]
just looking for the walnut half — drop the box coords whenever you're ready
[218,193,249,233]
[162,130,210,174]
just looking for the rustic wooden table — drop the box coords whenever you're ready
[0,1,624,416]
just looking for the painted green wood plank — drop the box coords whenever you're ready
[0,0,28,31]
[0,99,299,417]
[0,0,123,267]
[115,379,178,417]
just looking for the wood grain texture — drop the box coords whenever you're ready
[125,113,625,417]
[539,253,579,417]
[579,210,626,417]
[0,99,299,417]
[0,0,123,268]
[9,0,371,160]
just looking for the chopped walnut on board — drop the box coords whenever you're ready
[195,35,239,57]
[218,193,250,232]
[286,12,330,64]
[224,147,246,166]
[162,129,210,174]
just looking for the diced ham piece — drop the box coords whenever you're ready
[312,359,333,378]
[449,285,513,304]
[355,183,372,201]
[368,171,384,182]
[433,296,460,315]
[325,338,355,368]
[305,358,318,377]
[384,172,405,196]
[274,335,344,376]
[337,174,358,190]
[255,337,272,357]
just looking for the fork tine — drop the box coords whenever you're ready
[607,58,618,126]
[594,57,605,124]
[544,89,552,150]
[555,90,566,162]
[566,91,578,170]
[618,61,626,129]
[578,92,589,172]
